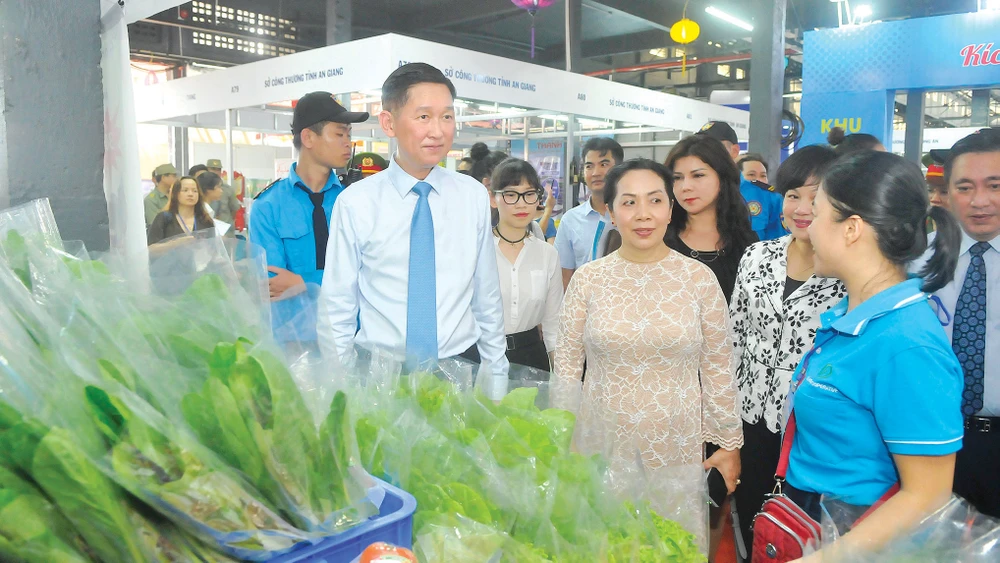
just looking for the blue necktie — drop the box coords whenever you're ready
[953,241,989,416]
[406,182,438,368]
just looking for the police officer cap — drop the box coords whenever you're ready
[698,121,739,145]
[292,91,370,133]
[206,159,223,169]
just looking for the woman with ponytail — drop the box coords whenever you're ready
[782,150,963,562]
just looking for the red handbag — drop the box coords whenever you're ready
[751,344,899,563]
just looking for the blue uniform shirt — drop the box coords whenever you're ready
[786,277,964,506]
[249,163,344,286]
[740,176,786,241]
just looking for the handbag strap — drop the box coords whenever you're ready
[775,335,900,515]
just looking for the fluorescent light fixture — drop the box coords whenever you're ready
[649,48,668,58]
[854,4,873,19]
[706,6,753,32]
[782,92,802,98]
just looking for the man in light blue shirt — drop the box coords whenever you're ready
[554,138,621,289]
[317,63,509,399]
[922,128,1000,517]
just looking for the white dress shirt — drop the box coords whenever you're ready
[494,234,563,351]
[553,198,611,270]
[317,156,510,398]
[920,232,1000,416]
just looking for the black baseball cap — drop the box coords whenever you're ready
[699,121,739,145]
[291,91,369,133]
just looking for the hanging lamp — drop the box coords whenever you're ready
[510,0,557,59]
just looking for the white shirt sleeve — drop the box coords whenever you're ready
[471,201,510,399]
[317,194,361,365]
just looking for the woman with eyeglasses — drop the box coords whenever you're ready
[490,158,563,371]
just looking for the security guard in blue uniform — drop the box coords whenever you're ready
[699,121,786,241]
[250,92,369,300]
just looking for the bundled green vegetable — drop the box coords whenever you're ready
[84,384,309,559]
[182,340,372,532]
[0,402,162,562]
[0,465,89,563]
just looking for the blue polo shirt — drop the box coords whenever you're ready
[786,278,963,506]
[740,177,786,241]
[249,163,344,286]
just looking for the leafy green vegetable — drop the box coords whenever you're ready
[0,466,89,563]
[84,385,305,554]
[354,372,706,561]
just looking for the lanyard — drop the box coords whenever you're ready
[178,214,197,234]
[591,220,607,261]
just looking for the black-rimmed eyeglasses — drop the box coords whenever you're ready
[494,189,542,205]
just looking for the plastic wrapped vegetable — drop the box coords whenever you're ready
[182,339,374,532]
[0,464,89,563]
[83,384,311,560]
[0,404,151,562]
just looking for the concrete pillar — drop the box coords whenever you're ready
[904,90,926,163]
[326,0,352,45]
[971,89,990,127]
[171,126,189,174]
[0,0,108,250]
[748,0,787,170]
[565,0,583,72]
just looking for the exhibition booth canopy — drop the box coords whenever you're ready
[135,33,749,140]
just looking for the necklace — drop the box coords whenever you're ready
[690,247,724,263]
[494,227,527,245]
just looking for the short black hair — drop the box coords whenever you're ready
[188,164,209,177]
[823,151,960,293]
[738,153,769,173]
[773,145,838,195]
[944,127,1000,184]
[581,137,624,164]
[382,63,457,113]
[603,158,674,211]
[293,120,330,151]
[491,158,542,193]
[197,171,222,192]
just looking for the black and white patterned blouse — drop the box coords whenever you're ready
[729,236,847,433]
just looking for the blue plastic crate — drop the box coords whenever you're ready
[267,478,416,563]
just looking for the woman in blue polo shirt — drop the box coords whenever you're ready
[786,150,964,561]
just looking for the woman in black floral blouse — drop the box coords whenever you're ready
[728,145,848,550]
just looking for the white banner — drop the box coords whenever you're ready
[136,34,748,134]
[102,0,149,280]
[124,0,186,25]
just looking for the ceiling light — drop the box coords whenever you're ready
[649,48,668,58]
[706,6,753,32]
[854,4,873,19]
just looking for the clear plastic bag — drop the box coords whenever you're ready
[815,494,1000,562]
[0,200,378,560]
